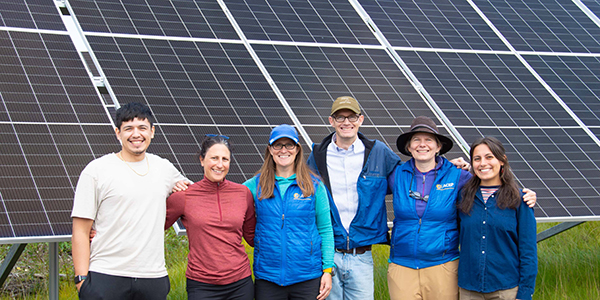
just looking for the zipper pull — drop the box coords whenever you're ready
[281,214,285,229]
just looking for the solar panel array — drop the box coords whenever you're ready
[1,0,599,242]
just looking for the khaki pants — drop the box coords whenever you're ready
[459,287,518,300]
[387,260,459,300]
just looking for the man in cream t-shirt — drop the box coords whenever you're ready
[71,102,187,299]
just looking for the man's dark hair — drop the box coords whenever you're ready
[115,102,154,129]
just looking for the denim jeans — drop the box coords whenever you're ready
[329,250,374,300]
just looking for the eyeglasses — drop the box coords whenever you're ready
[408,170,434,202]
[332,114,360,123]
[409,190,429,202]
[271,143,297,150]
[205,134,229,140]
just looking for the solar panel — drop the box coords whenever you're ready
[1,0,600,243]
[69,0,238,39]
[524,54,600,126]
[360,0,509,50]
[474,0,600,53]
[227,0,380,45]
[0,1,65,31]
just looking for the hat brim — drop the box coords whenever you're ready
[331,105,360,115]
[269,133,299,145]
[396,130,453,156]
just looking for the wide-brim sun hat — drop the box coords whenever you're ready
[396,116,453,156]
[269,124,299,145]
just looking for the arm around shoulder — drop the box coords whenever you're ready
[165,191,186,230]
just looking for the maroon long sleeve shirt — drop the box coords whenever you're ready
[166,178,255,285]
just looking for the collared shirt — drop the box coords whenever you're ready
[458,190,537,300]
[326,134,365,233]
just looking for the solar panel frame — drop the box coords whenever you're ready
[2,0,600,243]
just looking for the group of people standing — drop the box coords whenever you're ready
[71,98,538,300]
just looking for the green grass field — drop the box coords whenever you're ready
[1,221,598,299]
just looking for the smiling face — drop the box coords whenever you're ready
[269,137,298,171]
[329,109,364,143]
[408,132,441,164]
[115,117,155,161]
[472,144,504,186]
[200,143,230,183]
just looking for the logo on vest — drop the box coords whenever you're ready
[293,193,311,200]
[436,182,455,191]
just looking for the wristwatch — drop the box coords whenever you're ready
[74,275,87,284]
[331,266,336,277]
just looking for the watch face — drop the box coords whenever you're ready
[74,275,86,284]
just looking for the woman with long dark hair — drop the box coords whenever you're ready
[165,134,256,300]
[457,137,537,300]
[243,124,334,300]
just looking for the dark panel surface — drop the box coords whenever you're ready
[228,0,379,44]
[474,0,600,53]
[253,44,428,130]
[86,36,292,126]
[69,0,238,39]
[361,0,508,51]
[0,31,108,124]
[0,122,116,238]
[525,54,600,127]
[399,50,577,127]
[459,126,600,218]
[2,0,600,242]
[0,0,65,31]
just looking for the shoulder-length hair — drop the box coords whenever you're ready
[458,137,521,214]
[256,144,316,200]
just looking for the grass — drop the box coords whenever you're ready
[1,223,599,299]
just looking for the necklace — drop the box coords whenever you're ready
[117,152,150,176]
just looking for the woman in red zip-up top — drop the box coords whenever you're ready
[165,134,256,300]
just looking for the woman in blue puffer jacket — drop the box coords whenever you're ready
[243,124,334,300]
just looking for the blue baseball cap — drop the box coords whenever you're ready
[269,124,299,145]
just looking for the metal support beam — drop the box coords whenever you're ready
[0,243,27,287]
[49,242,59,300]
[537,221,585,243]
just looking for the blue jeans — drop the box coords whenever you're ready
[329,250,374,300]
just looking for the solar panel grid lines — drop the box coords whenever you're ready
[457,126,600,219]
[360,0,509,51]
[2,0,600,242]
[0,0,66,31]
[580,0,600,22]
[399,50,583,127]
[523,54,600,127]
[68,0,239,39]
[226,0,380,45]
[473,0,600,53]
[253,44,430,128]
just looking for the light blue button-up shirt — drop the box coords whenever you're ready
[326,134,364,233]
